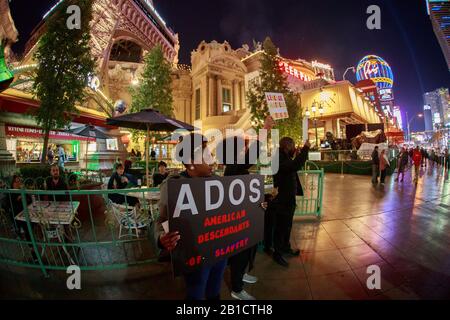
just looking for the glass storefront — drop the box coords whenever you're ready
[7,138,80,163]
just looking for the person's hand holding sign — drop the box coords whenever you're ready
[160,231,180,251]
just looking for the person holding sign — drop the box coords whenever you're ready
[266,137,310,267]
[156,134,227,301]
[221,115,274,300]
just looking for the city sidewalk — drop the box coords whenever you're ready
[1,165,449,299]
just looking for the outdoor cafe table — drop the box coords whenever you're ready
[15,201,80,264]
[15,201,80,225]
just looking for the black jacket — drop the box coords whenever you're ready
[273,146,309,207]
[371,150,380,165]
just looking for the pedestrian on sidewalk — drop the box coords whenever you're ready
[269,137,310,268]
[412,146,422,183]
[371,146,380,185]
[395,147,409,182]
[379,149,390,186]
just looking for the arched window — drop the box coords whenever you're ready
[109,40,143,63]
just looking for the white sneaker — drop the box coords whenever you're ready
[231,290,256,300]
[243,273,258,284]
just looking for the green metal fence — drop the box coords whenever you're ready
[295,169,324,218]
[0,187,160,277]
[0,170,324,277]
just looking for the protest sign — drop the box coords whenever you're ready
[265,92,289,120]
[167,175,265,276]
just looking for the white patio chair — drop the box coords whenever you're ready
[108,200,149,239]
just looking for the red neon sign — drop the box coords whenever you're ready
[278,61,313,82]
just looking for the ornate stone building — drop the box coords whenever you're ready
[190,41,248,132]
[1,0,183,169]
[21,0,180,114]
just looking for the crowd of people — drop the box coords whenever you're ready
[371,145,449,186]
[156,116,313,301]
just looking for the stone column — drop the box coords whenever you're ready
[0,122,15,178]
[216,77,222,115]
[336,118,341,139]
[233,80,240,111]
[209,76,215,117]
[240,81,246,110]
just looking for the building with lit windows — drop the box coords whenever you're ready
[1,0,182,169]
[426,0,450,71]
[185,42,381,143]
[423,88,450,129]
[423,104,434,131]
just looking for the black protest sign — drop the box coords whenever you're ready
[167,174,264,276]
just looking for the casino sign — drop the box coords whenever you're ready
[356,55,394,90]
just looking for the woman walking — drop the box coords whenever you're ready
[379,149,390,186]
[395,148,409,182]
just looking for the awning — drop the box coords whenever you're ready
[385,131,404,138]
[5,124,95,142]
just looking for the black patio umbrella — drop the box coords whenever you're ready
[66,124,111,170]
[106,109,196,186]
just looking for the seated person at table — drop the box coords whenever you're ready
[5,175,38,261]
[108,164,139,206]
[152,161,168,187]
[46,164,68,201]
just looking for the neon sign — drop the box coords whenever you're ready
[362,60,379,79]
[278,61,313,82]
[356,55,394,89]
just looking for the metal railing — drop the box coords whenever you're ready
[0,169,325,277]
[296,168,324,218]
[0,187,160,277]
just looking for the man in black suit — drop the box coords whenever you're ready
[266,137,310,267]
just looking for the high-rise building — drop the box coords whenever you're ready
[423,88,450,128]
[423,104,434,131]
[426,0,450,71]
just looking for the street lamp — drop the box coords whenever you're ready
[406,112,423,142]
[343,66,356,81]
[305,101,324,147]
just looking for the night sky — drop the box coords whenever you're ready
[8,0,450,131]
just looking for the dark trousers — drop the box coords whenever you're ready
[272,203,296,254]
[264,204,276,249]
[380,169,387,183]
[371,164,379,184]
[229,246,257,293]
[184,259,227,300]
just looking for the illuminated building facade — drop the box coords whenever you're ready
[355,55,397,128]
[423,104,434,131]
[0,0,19,176]
[190,43,380,141]
[426,0,450,71]
[424,88,450,129]
[1,0,183,169]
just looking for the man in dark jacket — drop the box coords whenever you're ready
[268,137,310,267]
[107,163,139,206]
[371,146,379,185]
[46,164,68,201]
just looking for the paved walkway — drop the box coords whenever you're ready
[1,165,449,299]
